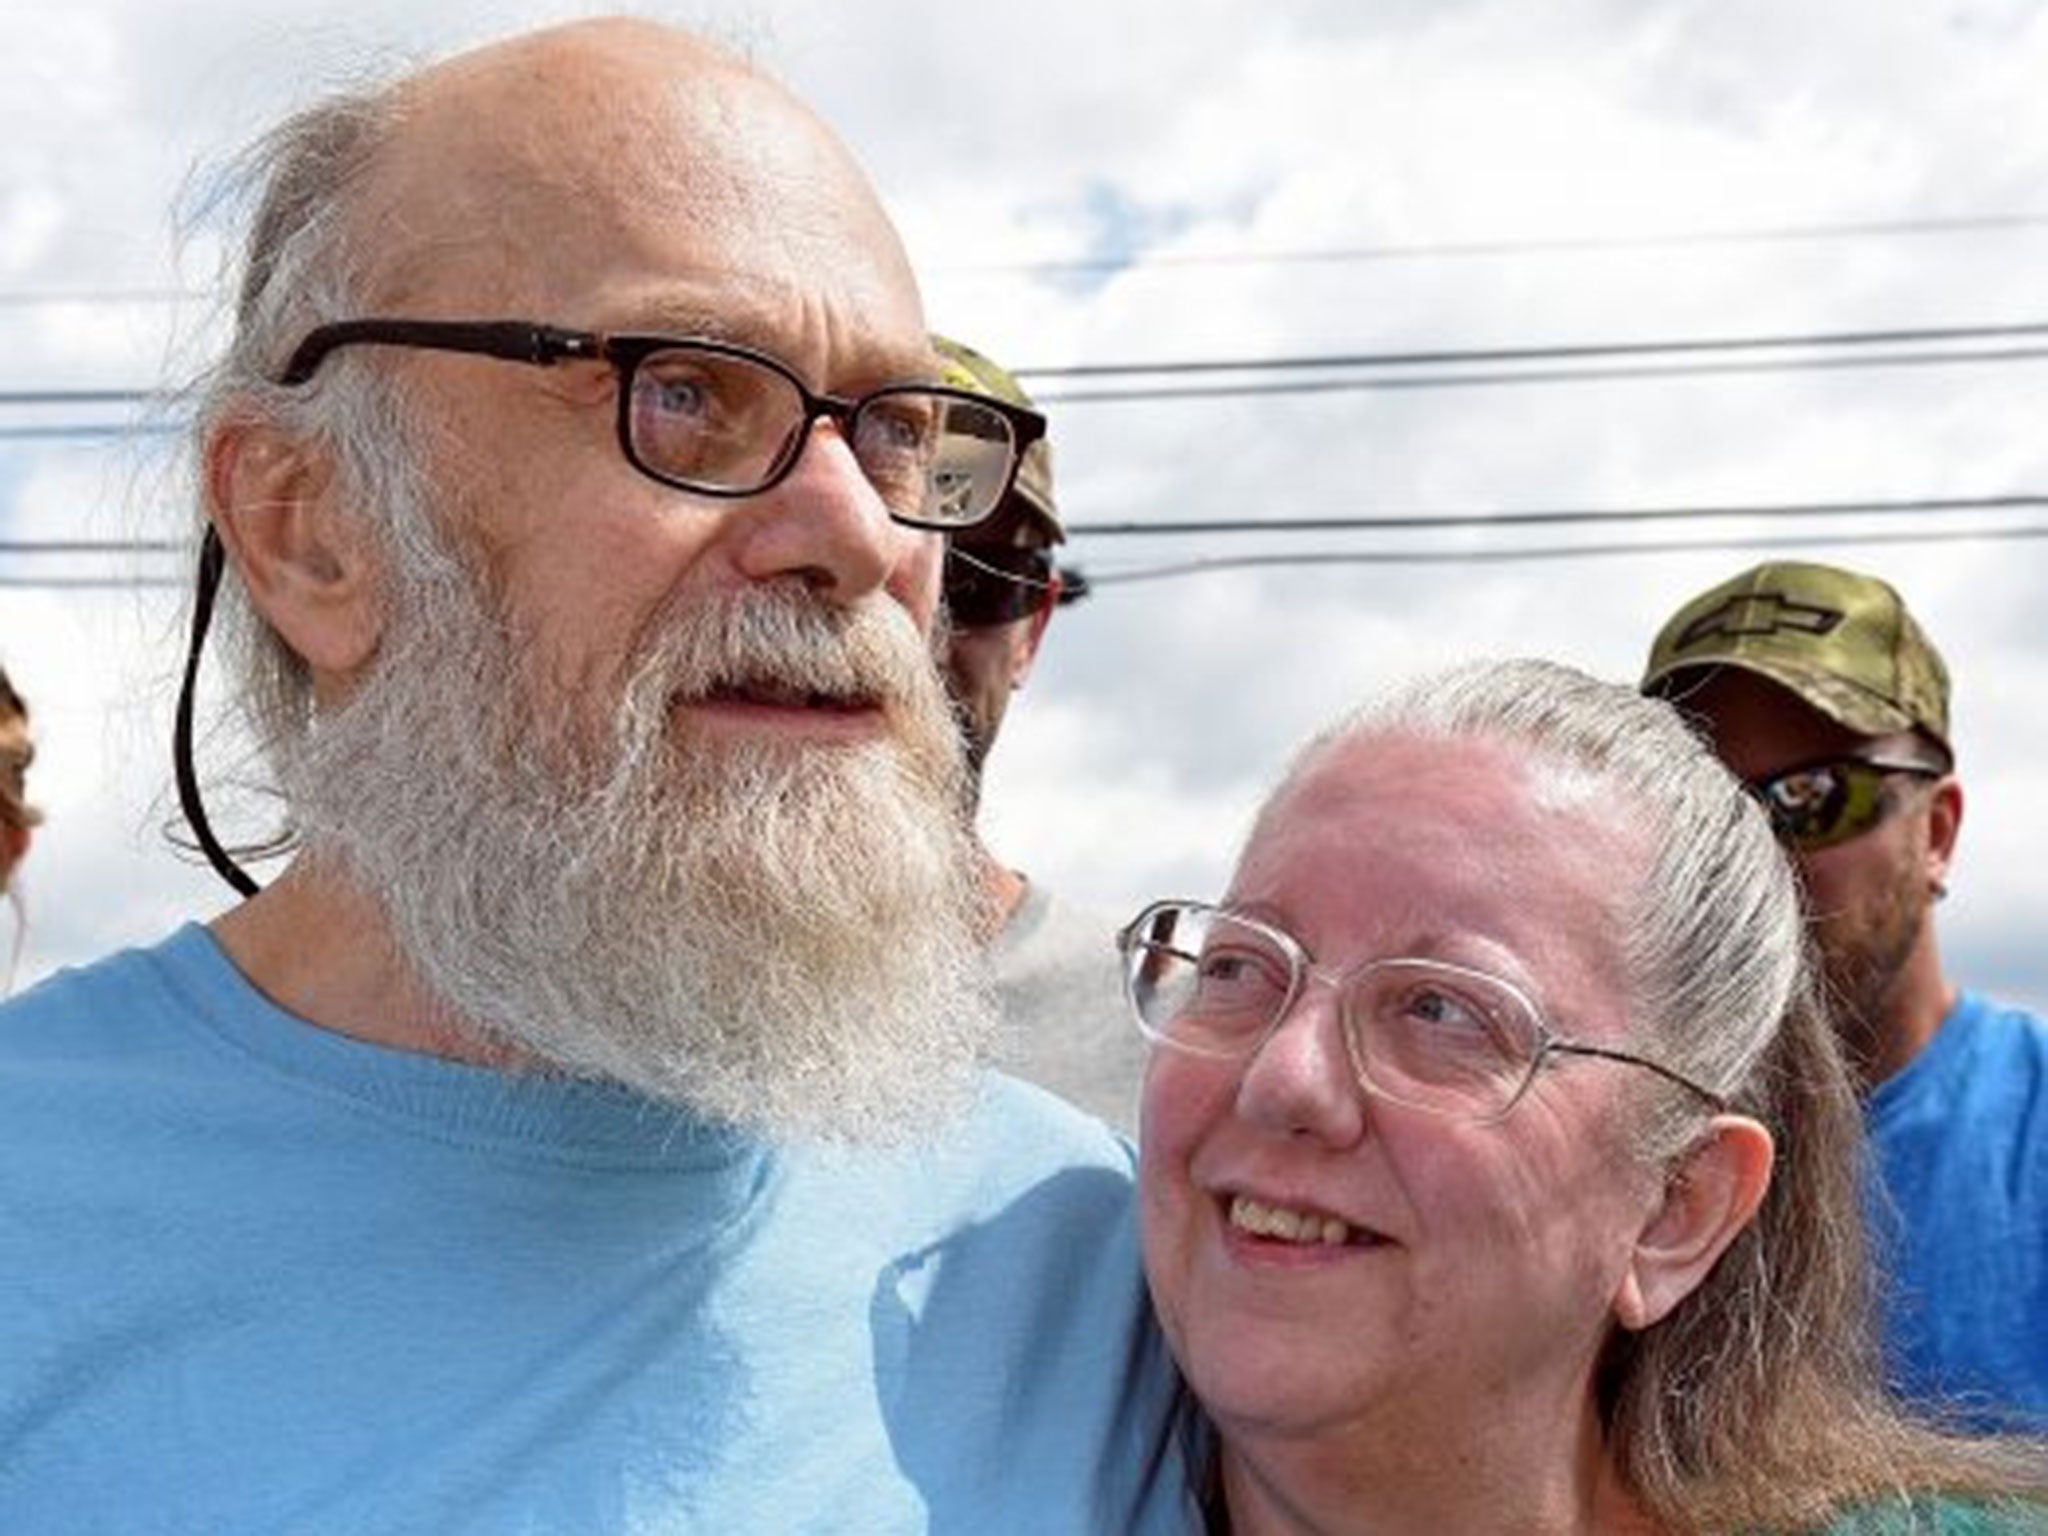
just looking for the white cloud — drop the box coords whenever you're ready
[1,0,2044,1023]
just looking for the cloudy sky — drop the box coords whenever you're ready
[4,0,2046,1015]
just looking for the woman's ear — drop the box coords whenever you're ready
[1613,1115,1774,1331]
[204,414,386,681]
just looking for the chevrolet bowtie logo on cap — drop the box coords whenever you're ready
[1673,591,1842,653]
[1641,560,1952,757]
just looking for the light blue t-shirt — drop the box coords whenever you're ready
[0,925,1200,1534]
[1866,991,2048,1431]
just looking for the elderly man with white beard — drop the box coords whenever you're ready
[0,19,1199,1534]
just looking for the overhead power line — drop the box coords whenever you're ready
[6,211,2046,307]
[5,318,2047,423]
[8,520,2041,593]
[954,211,2048,277]
[1,493,2031,560]
[0,573,183,590]
[1082,523,2048,586]
[1065,493,2048,538]
[1012,320,2048,379]
[0,539,183,554]
[1036,346,2048,403]
[5,492,2040,592]
[0,423,180,442]
[0,287,211,310]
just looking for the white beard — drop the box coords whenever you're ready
[279,537,997,1145]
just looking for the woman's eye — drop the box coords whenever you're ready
[1191,946,1288,1010]
[1402,986,1487,1035]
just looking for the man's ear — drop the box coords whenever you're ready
[1613,1116,1774,1331]
[1009,571,1060,688]
[203,414,386,681]
[1924,777,1962,894]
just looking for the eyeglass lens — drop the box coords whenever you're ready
[1120,902,1544,1118]
[1751,760,1897,851]
[624,346,1020,527]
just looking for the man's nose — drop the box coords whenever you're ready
[729,421,906,602]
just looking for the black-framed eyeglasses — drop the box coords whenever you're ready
[943,542,1058,628]
[277,319,1047,532]
[1116,899,1726,1124]
[174,318,1048,900]
[1745,753,1943,853]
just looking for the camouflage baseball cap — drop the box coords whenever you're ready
[1642,560,1950,755]
[931,334,1061,544]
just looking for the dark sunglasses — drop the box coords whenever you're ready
[1746,753,1943,852]
[943,544,1057,629]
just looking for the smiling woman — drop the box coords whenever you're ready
[1131,658,2048,1536]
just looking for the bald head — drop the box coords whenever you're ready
[338,20,921,344]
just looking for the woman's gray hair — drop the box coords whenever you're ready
[1260,657,2045,1529]
[1275,656,1802,1125]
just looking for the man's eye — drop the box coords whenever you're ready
[645,376,711,418]
[860,400,937,457]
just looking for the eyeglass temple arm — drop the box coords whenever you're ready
[173,529,260,897]
[1547,1040,1726,1109]
[277,320,601,386]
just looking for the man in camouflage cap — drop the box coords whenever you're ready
[931,334,1145,1131]
[1644,559,2047,1428]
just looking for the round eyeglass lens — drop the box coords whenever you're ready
[1342,959,1544,1117]
[1121,903,1299,1058]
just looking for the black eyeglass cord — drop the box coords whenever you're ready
[173,529,261,897]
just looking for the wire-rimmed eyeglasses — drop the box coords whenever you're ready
[1117,899,1726,1123]
[175,318,1045,898]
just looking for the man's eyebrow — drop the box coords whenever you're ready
[595,301,746,342]
[585,294,938,386]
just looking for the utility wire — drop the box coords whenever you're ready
[956,212,2048,277]
[0,423,180,442]
[4,211,2047,305]
[0,574,183,590]
[6,317,2047,412]
[1065,493,2048,538]
[1034,347,2048,404]
[0,539,183,554]
[8,521,2042,593]
[2,348,2042,434]
[1081,523,2048,586]
[2,494,2033,559]
[0,287,210,309]
[1013,320,2048,379]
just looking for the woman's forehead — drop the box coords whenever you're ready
[1235,733,1643,998]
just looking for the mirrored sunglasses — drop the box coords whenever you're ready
[943,544,1056,628]
[1747,754,1942,851]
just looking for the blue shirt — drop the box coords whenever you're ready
[0,925,1199,1534]
[1866,990,2048,1430]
